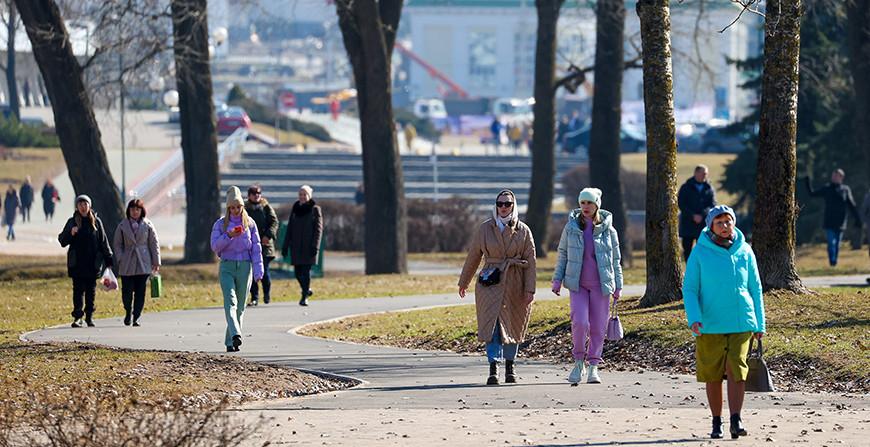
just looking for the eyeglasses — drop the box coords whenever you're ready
[713,220,734,228]
[496,201,514,208]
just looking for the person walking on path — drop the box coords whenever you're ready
[112,199,161,327]
[41,179,59,222]
[245,185,278,306]
[4,185,20,241]
[211,186,264,352]
[403,122,417,154]
[58,195,114,328]
[860,191,870,283]
[489,117,503,154]
[459,189,537,386]
[551,188,623,385]
[678,165,716,261]
[682,205,765,440]
[19,176,33,223]
[282,185,323,306]
[805,169,861,267]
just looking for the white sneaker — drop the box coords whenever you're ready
[587,364,601,384]
[568,360,584,384]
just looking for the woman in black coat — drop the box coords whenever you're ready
[58,195,114,327]
[281,185,322,306]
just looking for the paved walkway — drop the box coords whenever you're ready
[23,277,870,446]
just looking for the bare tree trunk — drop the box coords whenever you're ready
[636,0,682,307]
[15,0,123,237]
[526,0,564,258]
[847,0,870,198]
[171,0,220,264]
[4,1,19,121]
[754,0,805,291]
[588,0,632,266]
[336,0,407,274]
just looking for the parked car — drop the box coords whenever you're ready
[216,106,252,135]
[700,125,752,153]
[564,122,646,154]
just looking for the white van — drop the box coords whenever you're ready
[413,98,448,120]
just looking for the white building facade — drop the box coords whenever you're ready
[404,0,762,122]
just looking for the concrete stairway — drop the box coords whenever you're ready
[220,150,588,208]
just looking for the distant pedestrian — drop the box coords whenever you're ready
[683,205,765,440]
[281,185,323,306]
[552,188,623,385]
[557,115,570,153]
[404,122,417,154]
[41,179,59,222]
[245,185,278,306]
[4,185,20,241]
[508,123,522,154]
[860,191,870,283]
[19,176,34,223]
[211,186,264,353]
[678,165,716,260]
[58,195,114,328]
[489,117,503,154]
[113,199,161,327]
[805,169,861,267]
[354,182,365,206]
[458,189,536,385]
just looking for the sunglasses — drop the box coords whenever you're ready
[496,201,514,208]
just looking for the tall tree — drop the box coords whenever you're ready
[171,0,220,263]
[527,0,565,258]
[588,0,632,266]
[335,0,408,274]
[636,0,682,307]
[847,0,870,191]
[2,0,19,120]
[753,0,806,291]
[14,0,123,236]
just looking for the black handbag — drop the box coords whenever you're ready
[745,338,776,392]
[478,267,501,286]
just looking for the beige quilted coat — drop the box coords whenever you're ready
[458,218,537,344]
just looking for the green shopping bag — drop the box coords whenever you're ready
[150,274,163,298]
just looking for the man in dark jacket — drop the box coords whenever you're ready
[19,176,34,222]
[678,165,717,260]
[245,185,278,305]
[806,169,861,267]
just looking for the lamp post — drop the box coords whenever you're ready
[163,89,179,148]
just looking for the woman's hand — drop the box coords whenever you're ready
[551,280,561,296]
[753,332,764,340]
[70,226,79,236]
[613,288,622,300]
[690,322,702,336]
[458,287,467,299]
[525,292,535,304]
[228,227,243,238]
[152,265,160,273]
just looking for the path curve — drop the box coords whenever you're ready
[24,277,870,446]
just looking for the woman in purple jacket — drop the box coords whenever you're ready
[211,186,264,352]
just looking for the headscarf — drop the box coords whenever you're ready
[491,189,519,229]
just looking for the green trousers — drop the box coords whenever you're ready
[220,260,252,347]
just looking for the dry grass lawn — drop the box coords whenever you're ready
[0,147,65,186]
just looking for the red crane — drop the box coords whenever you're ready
[394,41,469,99]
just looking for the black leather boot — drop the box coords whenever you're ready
[730,414,747,439]
[123,312,131,326]
[505,360,517,383]
[486,362,499,385]
[710,416,723,439]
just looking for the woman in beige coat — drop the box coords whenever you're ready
[113,199,161,326]
[459,189,536,385]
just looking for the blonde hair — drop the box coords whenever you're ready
[577,207,602,230]
[222,205,250,233]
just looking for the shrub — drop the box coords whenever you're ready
[276,198,478,252]
[0,117,58,148]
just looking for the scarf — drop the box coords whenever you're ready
[707,230,735,250]
[293,199,316,217]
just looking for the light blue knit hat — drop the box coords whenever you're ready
[706,205,736,228]
[578,187,602,208]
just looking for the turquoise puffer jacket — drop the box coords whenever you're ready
[552,209,623,295]
[682,227,766,334]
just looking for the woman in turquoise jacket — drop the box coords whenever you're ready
[682,205,765,440]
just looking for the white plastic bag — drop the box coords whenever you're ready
[99,268,118,291]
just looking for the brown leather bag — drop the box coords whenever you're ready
[745,338,776,392]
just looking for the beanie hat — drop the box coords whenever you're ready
[578,188,602,208]
[225,186,244,208]
[75,194,92,208]
[706,205,736,229]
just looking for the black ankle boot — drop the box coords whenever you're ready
[710,416,723,439]
[730,414,747,439]
[505,360,516,383]
[123,312,131,326]
[487,362,499,385]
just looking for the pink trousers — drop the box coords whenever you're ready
[569,286,610,365]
